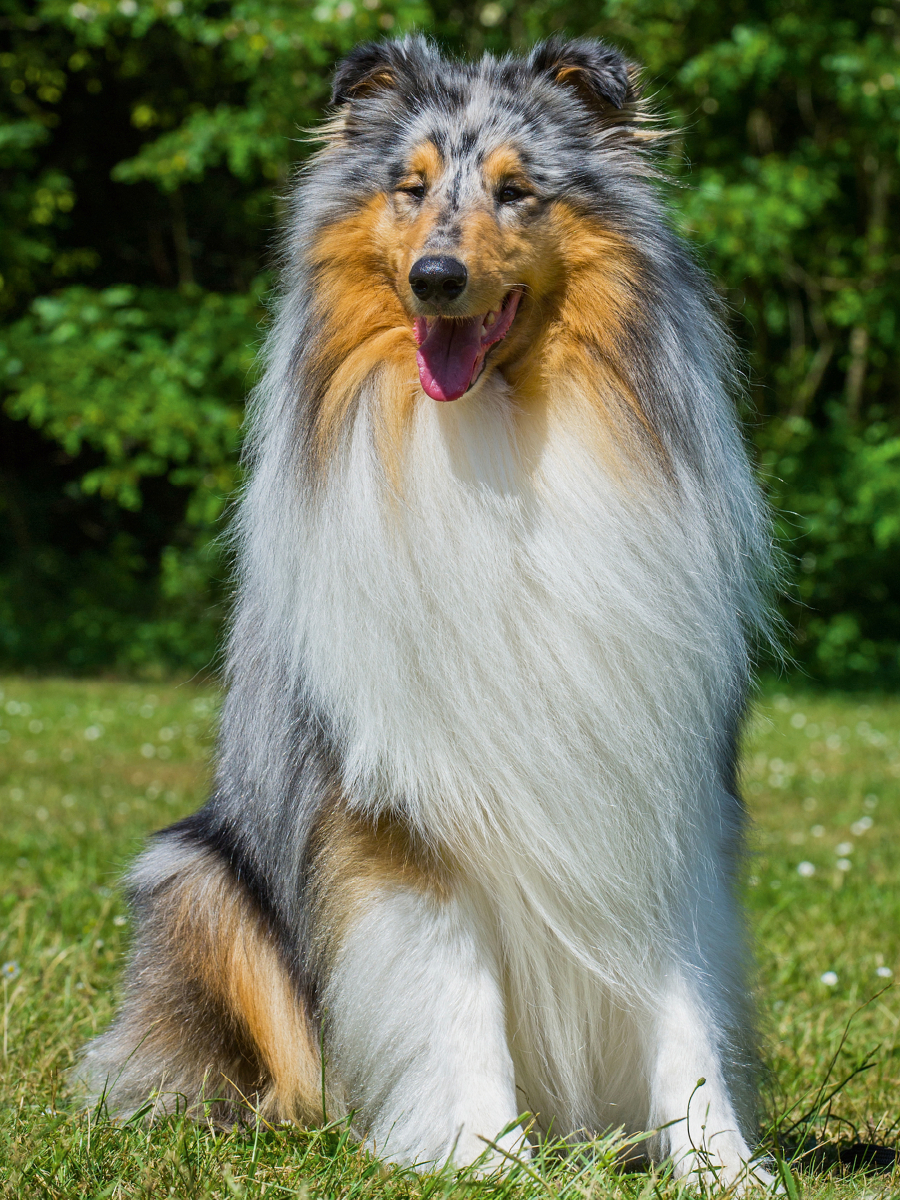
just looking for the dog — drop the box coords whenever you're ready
[77,35,775,1189]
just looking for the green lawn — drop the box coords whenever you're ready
[0,677,898,1198]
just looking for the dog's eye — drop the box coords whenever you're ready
[398,183,426,200]
[497,184,526,204]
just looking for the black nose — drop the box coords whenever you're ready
[408,256,468,302]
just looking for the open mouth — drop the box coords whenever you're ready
[413,289,522,402]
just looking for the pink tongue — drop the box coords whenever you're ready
[416,317,483,402]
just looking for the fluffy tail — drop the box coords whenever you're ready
[73,832,323,1125]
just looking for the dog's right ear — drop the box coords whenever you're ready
[331,41,405,106]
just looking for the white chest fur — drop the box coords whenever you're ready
[252,382,745,971]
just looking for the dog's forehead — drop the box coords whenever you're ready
[331,59,585,207]
[394,80,548,176]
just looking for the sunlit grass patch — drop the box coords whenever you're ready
[0,677,898,1197]
[742,690,900,1150]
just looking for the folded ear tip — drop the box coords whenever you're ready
[528,36,639,111]
[331,40,398,106]
[331,33,438,105]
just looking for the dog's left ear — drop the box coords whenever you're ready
[529,37,639,115]
[332,40,414,105]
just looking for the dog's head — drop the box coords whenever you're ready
[301,37,654,468]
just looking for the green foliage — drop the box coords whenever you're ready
[0,0,898,677]
[3,285,257,510]
[761,414,900,679]
[0,281,263,670]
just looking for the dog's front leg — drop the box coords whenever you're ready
[323,882,525,1171]
[648,967,771,1193]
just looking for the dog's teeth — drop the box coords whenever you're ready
[485,312,496,328]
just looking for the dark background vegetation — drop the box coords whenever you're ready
[1,0,898,681]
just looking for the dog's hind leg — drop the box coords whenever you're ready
[310,807,524,1170]
[74,833,322,1126]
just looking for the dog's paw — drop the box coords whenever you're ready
[672,1140,783,1194]
[466,1123,533,1175]
[376,1120,532,1176]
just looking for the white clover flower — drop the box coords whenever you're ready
[836,858,852,872]
[836,841,853,856]
[876,966,893,979]
[797,861,816,877]
[820,971,838,987]
[2,961,20,981]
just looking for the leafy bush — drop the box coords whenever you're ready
[0,282,262,669]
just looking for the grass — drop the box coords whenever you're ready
[0,676,898,1197]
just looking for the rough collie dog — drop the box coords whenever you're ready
[78,35,775,1190]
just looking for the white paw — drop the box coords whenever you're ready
[672,1140,783,1194]
[466,1122,533,1174]
[376,1120,531,1174]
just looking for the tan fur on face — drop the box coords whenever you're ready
[401,139,444,188]
[392,143,535,317]
[482,146,530,192]
[307,147,663,482]
[492,202,666,467]
[308,197,419,484]
[505,206,638,385]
